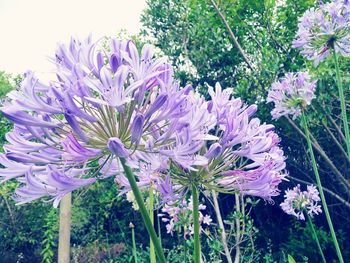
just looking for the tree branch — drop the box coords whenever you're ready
[285,116,350,191]
[321,119,350,164]
[209,0,254,71]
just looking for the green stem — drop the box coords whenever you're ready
[157,208,162,248]
[120,158,167,263]
[307,215,326,263]
[131,224,138,263]
[191,184,201,263]
[301,113,344,263]
[332,49,350,158]
[149,188,156,263]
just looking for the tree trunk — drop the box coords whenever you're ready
[58,193,72,263]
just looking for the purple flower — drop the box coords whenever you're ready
[158,197,211,238]
[293,0,350,66]
[107,137,129,157]
[130,114,145,145]
[1,36,196,206]
[280,184,322,220]
[217,161,286,199]
[205,143,222,160]
[157,176,180,203]
[189,83,286,200]
[15,166,96,208]
[267,72,317,120]
[1,35,287,206]
[115,152,170,194]
[125,82,287,202]
[62,133,101,162]
[114,83,287,204]
[0,154,45,182]
[0,108,59,128]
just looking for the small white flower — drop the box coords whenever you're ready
[280,184,322,220]
[203,215,212,225]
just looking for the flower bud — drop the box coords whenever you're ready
[246,105,257,117]
[130,114,144,145]
[109,54,119,73]
[107,137,128,157]
[145,93,168,119]
[205,143,222,160]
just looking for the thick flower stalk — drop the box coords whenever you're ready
[267,72,317,120]
[280,184,322,220]
[293,0,350,66]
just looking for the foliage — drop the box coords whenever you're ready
[41,208,58,263]
[0,181,54,262]
[282,219,337,262]
[71,242,129,263]
[288,254,296,263]
[0,71,13,149]
[0,71,13,97]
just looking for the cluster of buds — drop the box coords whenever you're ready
[280,184,322,220]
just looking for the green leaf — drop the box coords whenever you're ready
[288,254,296,263]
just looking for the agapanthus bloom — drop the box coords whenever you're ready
[267,72,317,120]
[0,36,203,207]
[170,83,287,200]
[1,35,287,208]
[293,0,350,65]
[158,197,212,238]
[280,184,322,220]
[116,83,287,202]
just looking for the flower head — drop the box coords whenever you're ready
[280,184,322,220]
[144,83,288,202]
[158,197,211,238]
[267,72,317,120]
[1,36,287,207]
[293,0,350,65]
[0,36,198,206]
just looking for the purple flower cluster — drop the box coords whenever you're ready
[116,83,287,201]
[0,37,193,206]
[280,184,322,220]
[267,72,317,120]
[293,0,350,65]
[0,36,287,207]
[158,197,212,238]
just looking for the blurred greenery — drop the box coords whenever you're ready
[0,0,350,262]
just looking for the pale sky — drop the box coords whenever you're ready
[0,0,147,78]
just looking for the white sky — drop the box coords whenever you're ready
[0,0,146,78]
